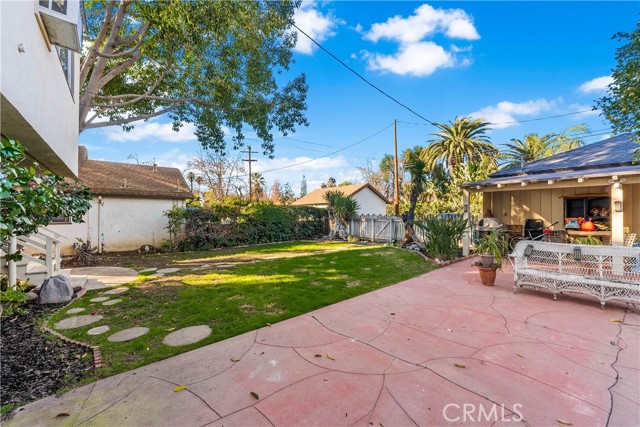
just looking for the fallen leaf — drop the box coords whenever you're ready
[598,360,604,364]
[327,354,335,360]
[55,413,70,418]
[314,354,322,358]
[446,328,453,332]
[390,313,396,315]
[557,420,573,425]
[146,347,150,351]
[454,363,466,368]
[122,315,128,319]
[91,311,97,315]
[231,357,241,362]
[165,327,176,331]
[266,323,272,327]
[250,391,260,400]
[44,346,48,352]
[174,385,187,392]
[517,353,524,358]
[609,319,623,323]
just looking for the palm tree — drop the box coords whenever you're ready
[500,133,557,169]
[552,125,588,153]
[251,173,266,200]
[422,117,497,171]
[403,157,430,245]
[323,190,359,239]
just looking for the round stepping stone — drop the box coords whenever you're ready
[87,325,110,335]
[156,267,180,274]
[163,325,212,347]
[103,287,128,295]
[55,315,104,330]
[216,264,235,269]
[67,308,86,314]
[108,327,149,342]
[139,268,157,273]
[102,298,122,306]
[90,297,110,302]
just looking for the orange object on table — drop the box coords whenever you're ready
[581,218,596,232]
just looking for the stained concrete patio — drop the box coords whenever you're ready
[6,260,639,427]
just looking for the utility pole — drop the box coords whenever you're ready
[242,146,257,200]
[393,119,400,216]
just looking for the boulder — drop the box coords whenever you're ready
[38,275,74,304]
[26,292,38,302]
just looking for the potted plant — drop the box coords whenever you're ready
[475,228,508,286]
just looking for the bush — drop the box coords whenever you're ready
[180,202,327,250]
[415,216,467,261]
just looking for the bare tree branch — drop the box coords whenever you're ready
[82,104,179,130]
[95,22,149,59]
[93,93,255,111]
[97,49,143,87]
[80,0,117,87]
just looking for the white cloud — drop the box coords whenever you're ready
[361,3,479,77]
[364,3,479,44]
[470,99,558,129]
[105,121,198,143]
[293,2,341,55]
[153,149,192,172]
[578,76,613,93]
[366,42,454,77]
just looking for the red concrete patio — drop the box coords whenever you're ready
[5,259,639,427]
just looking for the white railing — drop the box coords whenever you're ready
[3,227,64,287]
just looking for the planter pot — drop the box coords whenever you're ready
[479,254,495,267]
[477,266,497,286]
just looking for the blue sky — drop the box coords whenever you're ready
[81,1,639,195]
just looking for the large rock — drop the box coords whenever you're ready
[38,275,74,304]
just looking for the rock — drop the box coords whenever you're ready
[38,275,74,304]
[138,244,156,253]
[26,292,38,302]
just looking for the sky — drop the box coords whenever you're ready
[80,1,640,196]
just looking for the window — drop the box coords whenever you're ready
[56,46,74,95]
[564,195,610,230]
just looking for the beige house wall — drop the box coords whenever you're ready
[483,181,640,238]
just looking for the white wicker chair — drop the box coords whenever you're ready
[624,233,637,247]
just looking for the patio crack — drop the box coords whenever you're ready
[606,310,628,427]
[147,375,222,419]
[348,358,394,426]
[70,382,97,427]
[488,292,511,334]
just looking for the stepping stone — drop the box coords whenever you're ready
[103,287,128,295]
[55,315,104,330]
[90,297,110,302]
[216,264,235,269]
[156,267,180,274]
[163,325,212,347]
[108,327,149,342]
[139,268,157,273]
[67,308,86,314]
[102,299,122,306]
[87,325,110,335]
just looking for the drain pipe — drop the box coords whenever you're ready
[97,196,103,254]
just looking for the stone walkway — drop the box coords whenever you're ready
[6,261,639,427]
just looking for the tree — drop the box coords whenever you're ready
[327,177,337,187]
[358,154,400,200]
[595,21,640,142]
[300,175,308,197]
[81,0,308,156]
[500,133,557,169]
[187,150,246,203]
[403,153,430,245]
[251,173,266,200]
[280,183,296,205]
[270,180,282,204]
[1,138,92,255]
[323,190,359,240]
[553,125,589,153]
[422,117,497,171]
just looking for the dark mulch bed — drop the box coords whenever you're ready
[1,303,93,417]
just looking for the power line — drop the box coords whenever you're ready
[397,110,601,127]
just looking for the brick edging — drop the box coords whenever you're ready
[41,324,103,369]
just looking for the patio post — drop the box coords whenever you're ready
[610,184,624,245]
[462,189,470,256]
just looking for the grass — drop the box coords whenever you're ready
[47,241,435,383]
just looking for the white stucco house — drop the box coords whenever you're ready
[48,147,192,254]
[2,0,83,285]
[292,183,389,215]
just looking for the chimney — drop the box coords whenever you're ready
[78,146,88,163]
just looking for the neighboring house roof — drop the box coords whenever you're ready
[463,133,640,188]
[78,150,191,199]
[292,183,390,206]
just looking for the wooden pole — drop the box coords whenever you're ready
[242,146,257,200]
[394,119,400,216]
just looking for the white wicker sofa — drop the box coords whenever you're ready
[510,240,640,309]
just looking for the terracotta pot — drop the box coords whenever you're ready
[478,266,497,286]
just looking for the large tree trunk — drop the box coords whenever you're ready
[403,188,419,245]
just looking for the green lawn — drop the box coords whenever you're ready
[47,241,435,383]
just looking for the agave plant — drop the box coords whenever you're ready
[414,216,467,261]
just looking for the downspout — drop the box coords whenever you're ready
[97,196,103,253]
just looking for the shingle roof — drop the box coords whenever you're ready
[79,159,192,199]
[292,183,390,206]
[492,133,638,178]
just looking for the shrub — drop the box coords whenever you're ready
[180,203,326,250]
[572,236,603,245]
[415,216,467,261]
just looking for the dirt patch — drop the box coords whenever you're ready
[347,280,361,287]
[1,304,93,418]
[263,303,285,315]
[239,304,256,313]
[227,294,244,301]
[310,280,323,286]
